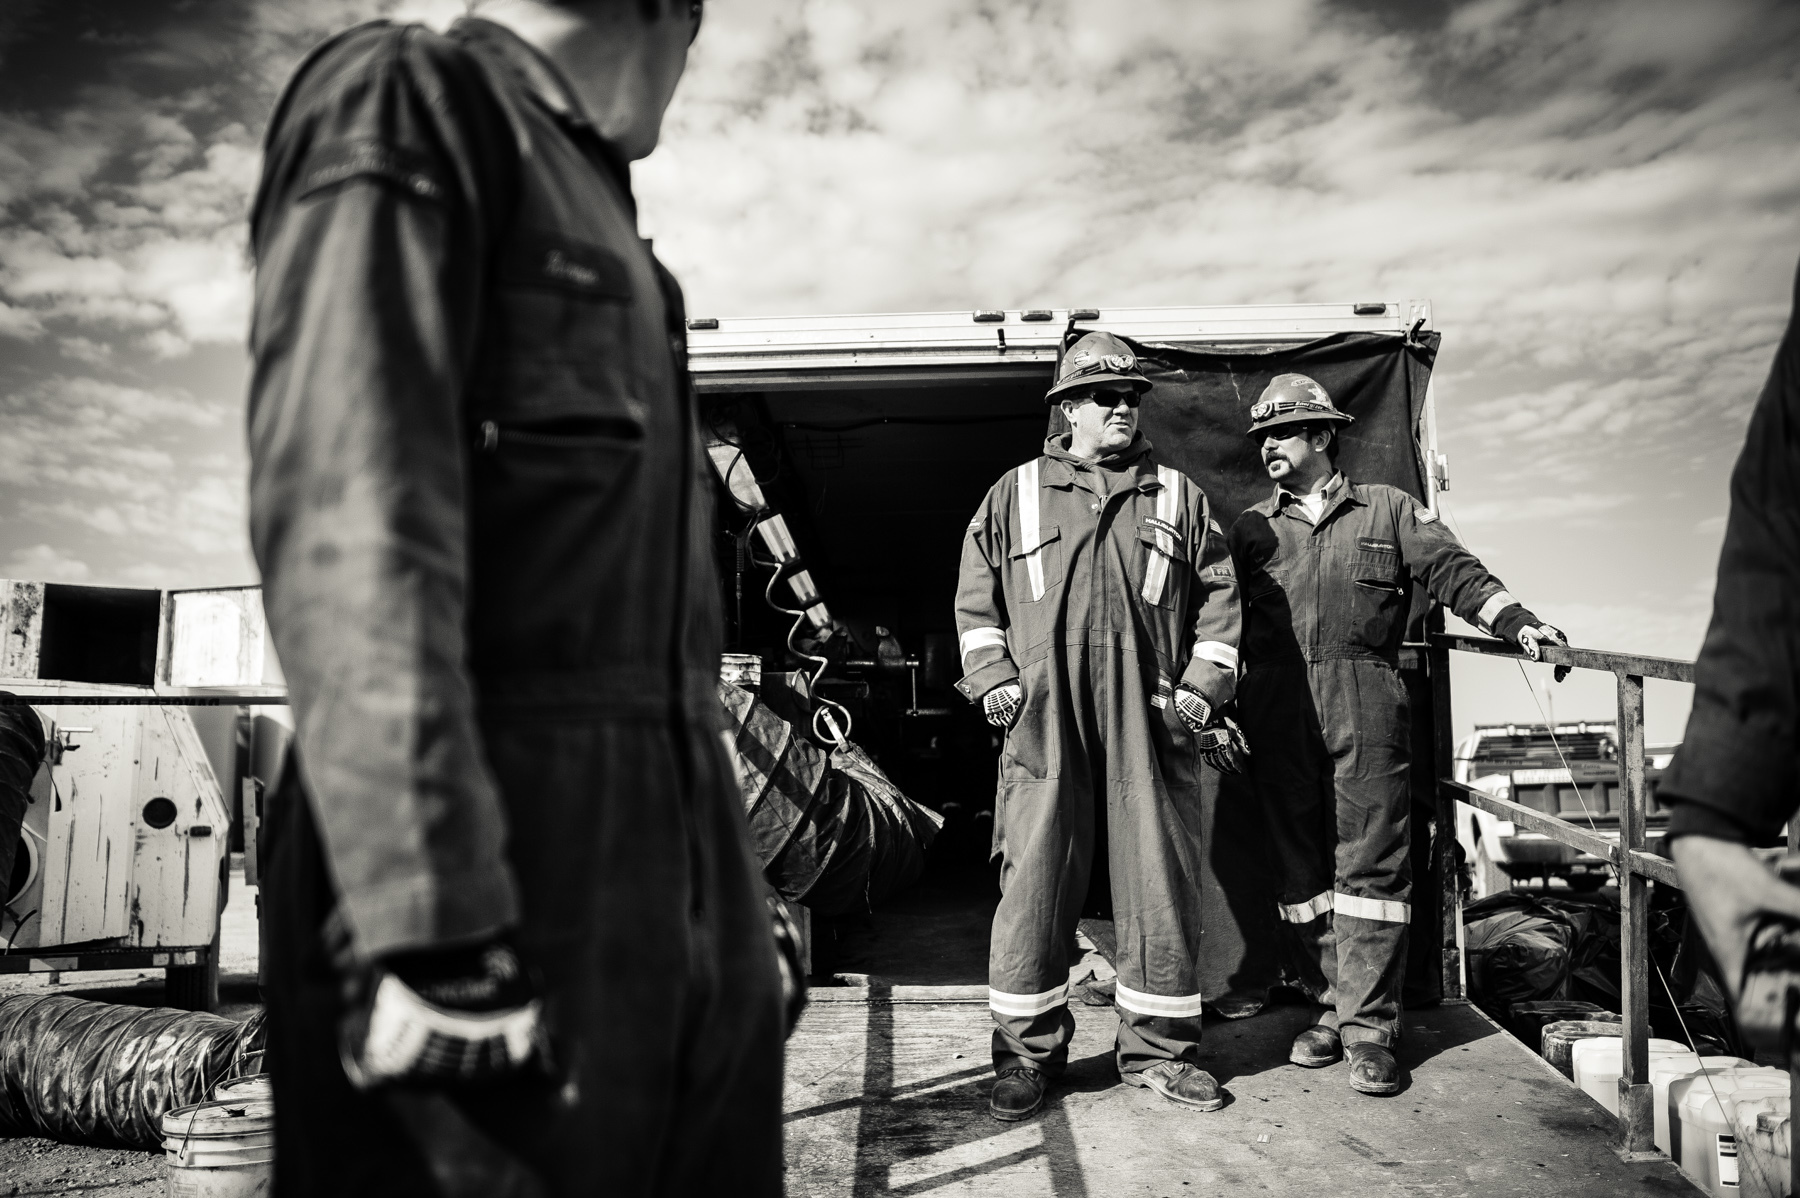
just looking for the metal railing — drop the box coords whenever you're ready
[1429,632,1715,1163]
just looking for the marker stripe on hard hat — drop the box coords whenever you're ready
[959,627,1008,665]
[1141,467,1180,604]
[989,982,1068,1018]
[1017,461,1046,601]
[1193,641,1238,672]
[1278,892,1333,923]
[1334,892,1411,924]
[1475,590,1517,633]
[1113,981,1206,1020]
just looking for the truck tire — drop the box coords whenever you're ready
[1474,841,1511,900]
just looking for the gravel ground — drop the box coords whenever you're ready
[0,862,263,1196]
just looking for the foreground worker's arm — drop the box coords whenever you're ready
[1173,494,1241,716]
[954,483,1021,724]
[1396,498,1562,654]
[1664,259,1800,994]
[247,29,519,965]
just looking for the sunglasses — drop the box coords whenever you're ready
[1076,388,1142,409]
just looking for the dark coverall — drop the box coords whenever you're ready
[1661,257,1800,842]
[955,434,1241,1078]
[1231,474,1521,1048]
[247,20,782,1196]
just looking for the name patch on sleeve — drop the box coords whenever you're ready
[296,140,447,203]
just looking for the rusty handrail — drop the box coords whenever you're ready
[1429,632,1692,1162]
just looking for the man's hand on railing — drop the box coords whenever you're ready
[1517,622,1567,664]
[1668,835,1800,1000]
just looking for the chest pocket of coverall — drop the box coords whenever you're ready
[1347,539,1407,646]
[470,233,648,668]
[1007,524,1064,607]
[1136,523,1188,610]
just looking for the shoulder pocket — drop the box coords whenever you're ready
[295,139,449,204]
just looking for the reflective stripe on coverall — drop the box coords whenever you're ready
[1229,474,1516,1048]
[247,21,782,1195]
[955,434,1241,1077]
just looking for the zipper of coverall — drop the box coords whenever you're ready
[665,292,704,922]
[575,123,706,922]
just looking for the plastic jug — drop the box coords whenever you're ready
[1677,1065,1788,1195]
[1652,1056,1749,1158]
[1571,1036,1687,1116]
[1541,1020,1622,1079]
[1732,1094,1790,1198]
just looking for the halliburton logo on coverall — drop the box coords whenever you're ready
[954,436,1241,1077]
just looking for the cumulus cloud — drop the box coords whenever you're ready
[0,0,1796,649]
[3,544,92,584]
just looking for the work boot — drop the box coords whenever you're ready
[1121,1061,1226,1111]
[1289,1024,1341,1068]
[1346,1043,1401,1095]
[989,1067,1047,1122]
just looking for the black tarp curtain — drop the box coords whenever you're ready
[1055,329,1443,1011]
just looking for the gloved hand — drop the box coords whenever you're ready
[768,896,809,1038]
[1195,713,1250,775]
[1172,685,1212,734]
[1489,603,1566,662]
[983,681,1023,729]
[339,937,550,1091]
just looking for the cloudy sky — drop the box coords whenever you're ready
[2,0,1797,740]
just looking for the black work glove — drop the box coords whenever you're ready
[982,681,1023,730]
[1174,686,1250,775]
[1196,712,1250,775]
[1490,603,1567,662]
[769,897,809,1038]
[339,936,550,1091]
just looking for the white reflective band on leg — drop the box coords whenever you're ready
[1333,892,1412,924]
[960,626,1008,664]
[1475,590,1518,633]
[1141,466,1180,604]
[1278,892,1333,923]
[1113,981,1207,1019]
[1017,460,1046,601]
[988,983,1068,1018]
[1193,641,1239,671]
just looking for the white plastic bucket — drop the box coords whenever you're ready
[213,1075,273,1103]
[1676,1066,1788,1196]
[1571,1036,1687,1116]
[162,1097,274,1198]
[1652,1056,1749,1158]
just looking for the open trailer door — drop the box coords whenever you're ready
[690,302,1444,1011]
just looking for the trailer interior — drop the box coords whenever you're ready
[691,303,1441,989]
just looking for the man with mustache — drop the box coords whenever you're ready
[1229,373,1564,1096]
[955,331,1246,1121]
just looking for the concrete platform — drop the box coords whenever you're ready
[784,994,1701,1197]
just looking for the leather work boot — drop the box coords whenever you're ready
[1289,1024,1341,1068]
[989,1067,1048,1122]
[1120,1060,1226,1111]
[1346,1043,1401,1095]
